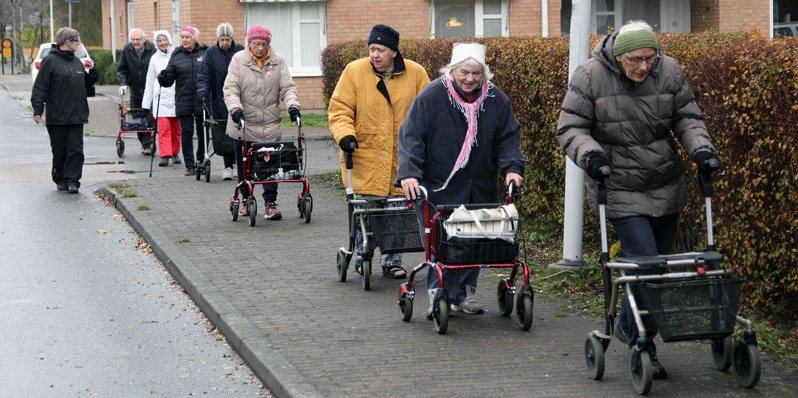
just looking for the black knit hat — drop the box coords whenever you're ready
[367,24,399,52]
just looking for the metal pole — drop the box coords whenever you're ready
[551,0,592,271]
[50,0,54,42]
[69,3,72,28]
[111,0,116,63]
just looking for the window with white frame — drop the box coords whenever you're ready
[246,1,327,77]
[431,0,509,38]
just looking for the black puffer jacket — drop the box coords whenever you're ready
[158,44,208,116]
[31,46,99,125]
[197,41,244,120]
[117,40,156,99]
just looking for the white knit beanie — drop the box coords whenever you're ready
[448,42,487,69]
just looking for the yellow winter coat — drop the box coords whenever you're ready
[328,56,430,196]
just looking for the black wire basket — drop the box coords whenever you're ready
[639,277,742,342]
[368,210,424,254]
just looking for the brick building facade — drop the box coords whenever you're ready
[103,0,771,110]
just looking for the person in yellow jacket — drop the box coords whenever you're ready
[328,24,430,279]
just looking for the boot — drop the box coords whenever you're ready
[423,289,436,320]
[455,285,484,315]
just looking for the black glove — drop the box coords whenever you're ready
[694,151,719,172]
[157,70,168,86]
[339,135,358,153]
[288,107,301,123]
[231,109,244,125]
[586,154,611,181]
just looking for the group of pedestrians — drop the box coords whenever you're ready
[31,20,721,378]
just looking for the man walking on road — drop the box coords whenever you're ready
[118,28,156,155]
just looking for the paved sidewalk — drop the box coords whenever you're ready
[4,73,796,397]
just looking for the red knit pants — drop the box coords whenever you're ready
[157,117,181,158]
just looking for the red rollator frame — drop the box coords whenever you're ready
[116,93,155,158]
[228,118,313,227]
[397,183,534,334]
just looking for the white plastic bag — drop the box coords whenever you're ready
[443,203,518,242]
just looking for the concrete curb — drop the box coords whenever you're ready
[98,186,324,398]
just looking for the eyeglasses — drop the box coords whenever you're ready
[250,41,269,48]
[67,37,81,43]
[625,54,659,66]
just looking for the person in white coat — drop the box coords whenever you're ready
[142,30,181,166]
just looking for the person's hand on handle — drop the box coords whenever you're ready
[693,151,720,172]
[33,115,42,124]
[288,107,301,124]
[119,85,128,97]
[338,135,358,153]
[231,109,244,125]
[586,154,611,181]
[505,172,522,189]
[401,178,420,201]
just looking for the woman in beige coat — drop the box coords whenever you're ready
[223,25,301,220]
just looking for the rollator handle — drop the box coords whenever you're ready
[698,160,718,198]
[344,151,353,170]
[507,182,519,203]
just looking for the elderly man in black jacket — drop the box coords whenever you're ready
[118,28,156,155]
[198,23,244,180]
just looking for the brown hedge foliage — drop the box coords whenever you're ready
[321,33,798,325]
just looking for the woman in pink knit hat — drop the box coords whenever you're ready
[224,24,301,220]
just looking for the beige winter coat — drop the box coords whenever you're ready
[223,49,299,142]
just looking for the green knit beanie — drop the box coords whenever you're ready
[612,30,659,56]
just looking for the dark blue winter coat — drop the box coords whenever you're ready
[157,43,208,117]
[197,41,244,120]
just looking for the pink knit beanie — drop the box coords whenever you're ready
[247,25,272,44]
[182,26,199,42]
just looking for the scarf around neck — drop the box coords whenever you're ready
[435,73,491,192]
[250,48,271,69]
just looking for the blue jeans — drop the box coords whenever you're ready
[611,214,679,351]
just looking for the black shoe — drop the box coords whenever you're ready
[67,185,79,194]
[650,351,668,380]
[158,157,169,167]
[614,321,628,344]
[56,183,67,191]
[184,168,195,176]
[172,155,182,164]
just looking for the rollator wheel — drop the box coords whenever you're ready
[398,284,413,322]
[336,250,348,282]
[630,350,653,395]
[711,336,733,371]
[230,199,239,221]
[195,164,202,180]
[362,259,371,291]
[204,161,211,183]
[303,194,313,224]
[116,139,125,157]
[432,289,448,334]
[732,340,761,388]
[585,334,605,380]
[247,196,257,227]
[516,285,534,331]
[497,279,514,317]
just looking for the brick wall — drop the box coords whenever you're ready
[326,0,430,43]
[691,0,720,32]
[510,0,562,37]
[693,0,769,33]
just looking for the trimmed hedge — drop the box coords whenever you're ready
[321,32,798,325]
[88,49,122,86]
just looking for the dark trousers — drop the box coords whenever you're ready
[179,113,205,170]
[611,213,679,351]
[130,95,152,148]
[211,122,236,168]
[235,139,277,203]
[47,124,84,187]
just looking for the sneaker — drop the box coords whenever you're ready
[239,201,248,216]
[184,168,195,176]
[142,147,152,156]
[222,167,234,180]
[67,185,79,194]
[158,157,169,167]
[456,299,485,315]
[56,183,67,191]
[264,202,282,220]
[172,155,182,164]
[614,321,628,344]
[649,349,668,380]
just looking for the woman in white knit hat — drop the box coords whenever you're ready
[397,42,525,317]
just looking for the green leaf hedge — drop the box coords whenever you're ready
[321,32,798,325]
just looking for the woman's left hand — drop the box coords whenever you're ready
[506,172,522,188]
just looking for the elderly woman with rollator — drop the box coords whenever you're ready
[397,42,525,317]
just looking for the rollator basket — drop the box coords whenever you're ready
[639,277,743,342]
[368,210,424,254]
[252,142,301,181]
[434,203,519,265]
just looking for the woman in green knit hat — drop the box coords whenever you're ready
[556,20,721,380]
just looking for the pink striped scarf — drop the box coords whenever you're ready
[435,73,490,192]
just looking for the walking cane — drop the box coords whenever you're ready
[149,86,162,177]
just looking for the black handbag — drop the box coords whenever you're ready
[251,142,300,181]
